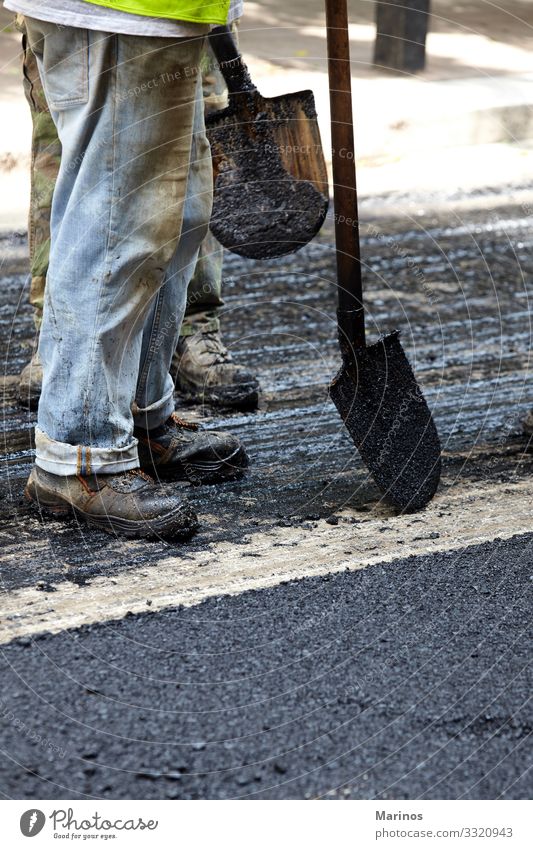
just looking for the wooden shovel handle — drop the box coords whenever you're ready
[325,0,365,348]
[208,26,256,96]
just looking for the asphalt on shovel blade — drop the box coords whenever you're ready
[329,332,441,511]
[209,167,328,260]
[207,98,328,259]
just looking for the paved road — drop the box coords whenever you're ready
[0,534,531,800]
[0,196,531,798]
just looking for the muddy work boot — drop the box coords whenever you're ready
[523,410,533,438]
[18,351,43,410]
[135,412,248,484]
[25,465,198,540]
[172,328,260,410]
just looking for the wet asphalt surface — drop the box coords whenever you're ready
[0,196,532,591]
[0,191,532,798]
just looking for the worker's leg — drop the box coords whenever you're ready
[17,15,58,331]
[133,73,212,425]
[130,75,247,483]
[24,18,205,474]
[17,17,60,407]
[180,228,224,338]
[174,30,260,410]
[179,35,227,338]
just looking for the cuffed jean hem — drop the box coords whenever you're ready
[132,387,175,432]
[35,427,139,476]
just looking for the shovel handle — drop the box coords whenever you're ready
[325,0,365,349]
[208,26,257,96]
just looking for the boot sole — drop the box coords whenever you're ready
[142,445,249,485]
[24,486,198,541]
[176,376,260,411]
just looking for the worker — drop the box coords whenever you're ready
[17,14,260,412]
[5,0,249,539]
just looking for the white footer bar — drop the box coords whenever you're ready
[2,799,531,848]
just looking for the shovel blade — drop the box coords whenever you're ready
[261,90,329,199]
[206,90,328,259]
[209,168,328,260]
[329,332,441,511]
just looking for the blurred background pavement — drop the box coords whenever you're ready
[1,0,533,229]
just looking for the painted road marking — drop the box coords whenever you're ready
[0,475,531,644]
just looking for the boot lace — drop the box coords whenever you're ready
[170,412,199,431]
[199,330,231,364]
[127,468,154,482]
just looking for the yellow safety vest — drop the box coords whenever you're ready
[80,0,231,25]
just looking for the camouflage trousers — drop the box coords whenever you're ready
[19,16,227,337]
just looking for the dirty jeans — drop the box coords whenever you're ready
[19,16,225,339]
[24,17,211,475]
[18,20,60,325]
[179,40,227,336]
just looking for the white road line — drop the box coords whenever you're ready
[0,475,531,644]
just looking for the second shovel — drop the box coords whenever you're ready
[206,26,329,260]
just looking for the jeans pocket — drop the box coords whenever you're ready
[30,21,89,110]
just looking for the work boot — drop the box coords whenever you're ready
[18,351,43,410]
[135,411,248,484]
[25,465,198,540]
[523,410,533,437]
[172,328,260,410]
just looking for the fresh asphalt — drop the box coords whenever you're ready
[0,533,531,800]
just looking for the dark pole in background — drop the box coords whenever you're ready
[373,0,431,73]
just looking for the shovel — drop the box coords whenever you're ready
[325,0,441,511]
[205,25,329,260]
